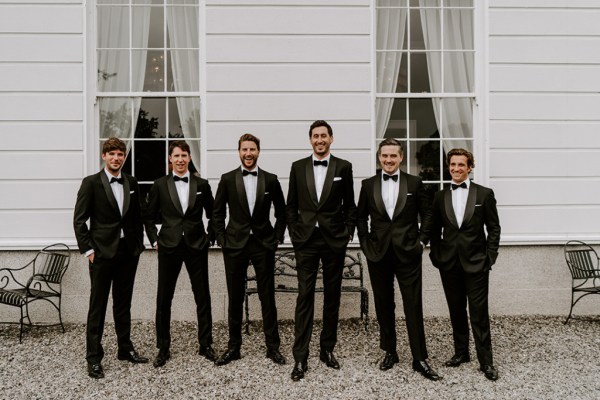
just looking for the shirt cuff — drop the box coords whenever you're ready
[84,249,94,257]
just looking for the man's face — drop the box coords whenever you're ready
[169,146,190,175]
[449,155,472,183]
[101,149,125,175]
[239,140,260,170]
[310,126,333,159]
[378,145,403,175]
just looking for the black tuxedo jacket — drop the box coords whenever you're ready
[286,155,357,252]
[213,167,286,252]
[429,181,501,273]
[73,171,144,259]
[357,170,432,264]
[144,173,214,251]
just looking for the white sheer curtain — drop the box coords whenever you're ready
[375,2,408,139]
[419,1,473,152]
[97,2,151,147]
[166,4,201,170]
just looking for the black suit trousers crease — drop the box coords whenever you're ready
[439,260,493,366]
[155,241,213,350]
[223,235,280,351]
[292,229,346,363]
[86,240,139,364]
[367,247,428,361]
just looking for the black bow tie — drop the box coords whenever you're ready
[451,182,467,190]
[382,174,398,182]
[242,170,257,176]
[173,175,189,183]
[110,177,124,185]
[313,160,328,167]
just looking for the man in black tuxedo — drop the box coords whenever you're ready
[357,138,440,381]
[429,148,501,381]
[144,140,217,368]
[74,137,148,379]
[286,120,357,381]
[213,133,287,367]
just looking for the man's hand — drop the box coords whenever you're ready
[87,253,95,264]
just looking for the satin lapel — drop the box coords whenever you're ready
[304,157,318,206]
[122,176,131,216]
[373,175,387,219]
[187,175,198,213]
[167,174,185,216]
[100,172,120,215]
[235,170,252,217]
[444,188,459,228]
[392,171,408,219]
[462,183,477,225]
[255,168,266,217]
[318,156,336,208]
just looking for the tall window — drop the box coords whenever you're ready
[96,0,201,199]
[376,0,474,195]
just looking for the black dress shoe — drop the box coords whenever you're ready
[117,350,149,364]
[480,364,499,381]
[266,349,286,365]
[319,350,340,369]
[445,353,471,367]
[291,361,308,381]
[215,348,241,366]
[153,349,171,368]
[87,363,104,379]
[199,345,217,362]
[379,351,399,371]
[412,360,442,381]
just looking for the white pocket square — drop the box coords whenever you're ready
[333,177,342,181]
[196,192,202,195]
[129,191,135,194]
[407,193,413,196]
[265,192,269,195]
[475,204,482,207]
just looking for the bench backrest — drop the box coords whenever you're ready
[564,241,600,280]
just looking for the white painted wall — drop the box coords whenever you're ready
[488,0,600,243]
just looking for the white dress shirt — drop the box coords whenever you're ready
[174,171,190,213]
[312,154,330,202]
[241,166,258,216]
[381,171,400,219]
[451,179,470,227]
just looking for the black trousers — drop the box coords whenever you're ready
[292,229,346,363]
[367,248,428,361]
[155,241,213,350]
[86,239,139,364]
[439,261,493,366]
[223,235,280,351]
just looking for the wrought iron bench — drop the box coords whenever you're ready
[0,243,71,341]
[244,250,369,333]
[563,240,600,324]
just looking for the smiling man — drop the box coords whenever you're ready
[74,137,148,379]
[356,138,440,381]
[286,120,357,381]
[428,148,501,381]
[144,141,217,368]
[212,133,287,367]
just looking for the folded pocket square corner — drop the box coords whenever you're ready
[196,192,202,195]
[475,204,482,207]
[129,191,135,194]
[333,177,342,181]
[406,193,413,196]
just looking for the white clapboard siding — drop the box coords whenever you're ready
[0,123,83,150]
[0,94,83,120]
[0,211,74,239]
[207,64,370,92]
[489,0,600,241]
[207,121,371,150]
[0,64,83,92]
[490,121,600,149]
[206,0,368,5]
[0,153,83,180]
[0,6,82,33]
[0,182,80,209]
[0,36,83,62]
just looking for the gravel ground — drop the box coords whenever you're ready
[0,316,599,399]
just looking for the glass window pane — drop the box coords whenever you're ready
[133,0,163,4]
[443,51,474,92]
[409,8,426,50]
[168,98,183,138]
[137,50,165,92]
[409,98,437,139]
[417,0,440,6]
[99,98,134,139]
[98,0,129,4]
[134,140,168,182]
[137,98,166,138]
[167,6,199,49]
[416,7,441,50]
[167,50,199,92]
[168,0,199,4]
[134,6,163,48]
[97,6,129,48]
[443,8,473,50]
[97,50,130,92]
[413,140,442,181]
[446,0,473,7]
[382,98,407,139]
[410,52,430,93]
[377,0,408,6]
[376,51,406,93]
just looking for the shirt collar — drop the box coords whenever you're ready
[451,179,471,189]
[104,168,121,181]
[241,166,258,174]
[173,171,190,179]
[312,154,331,163]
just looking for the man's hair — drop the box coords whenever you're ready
[309,120,333,137]
[238,133,260,151]
[447,148,475,169]
[377,138,404,158]
[169,140,191,156]
[102,137,127,154]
